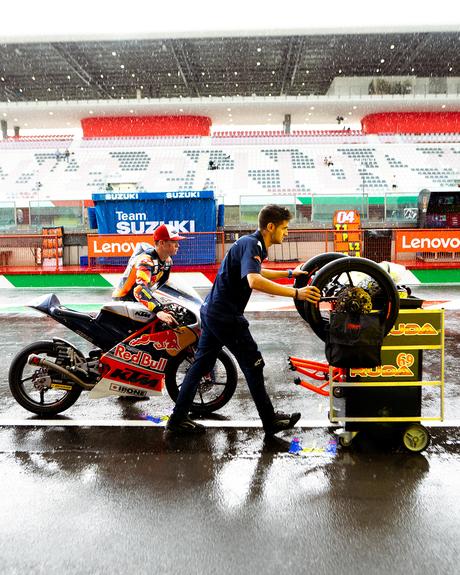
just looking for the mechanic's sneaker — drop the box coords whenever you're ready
[166,414,206,435]
[264,411,301,435]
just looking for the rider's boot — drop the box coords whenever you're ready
[263,411,301,435]
[166,414,206,434]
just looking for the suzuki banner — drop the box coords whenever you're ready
[395,229,460,253]
[91,191,216,264]
[91,191,216,235]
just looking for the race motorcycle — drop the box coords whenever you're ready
[8,277,238,416]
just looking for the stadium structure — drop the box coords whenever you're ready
[0,25,459,284]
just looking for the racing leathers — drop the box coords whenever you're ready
[112,242,171,313]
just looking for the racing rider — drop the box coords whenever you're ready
[112,223,185,326]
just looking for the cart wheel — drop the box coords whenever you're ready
[402,424,430,453]
[333,386,344,398]
[338,433,355,447]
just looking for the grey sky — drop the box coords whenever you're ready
[1,0,459,42]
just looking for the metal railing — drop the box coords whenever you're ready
[0,228,458,272]
[0,233,62,271]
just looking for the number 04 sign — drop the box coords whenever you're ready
[333,210,361,257]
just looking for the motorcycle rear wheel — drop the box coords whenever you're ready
[305,257,400,342]
[9,341,83,416]
[165,348,237,414]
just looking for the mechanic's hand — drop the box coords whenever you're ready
[157,310,178,326]
[292,264,309,277]
[296,285,321,304]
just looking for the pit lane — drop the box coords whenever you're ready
[1,285,460,575]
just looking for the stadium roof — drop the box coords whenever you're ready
[2,32,460,102]
[1,2,459,130]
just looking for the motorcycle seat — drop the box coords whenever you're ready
[52,305,97,321]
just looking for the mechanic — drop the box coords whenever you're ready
[166,204,321,435]
[112,223,185,327]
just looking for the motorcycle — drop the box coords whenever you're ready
[8,277,238,416]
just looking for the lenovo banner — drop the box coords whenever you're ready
[87,232,219,265]
[88,235,156,258]
[395,230,460,253]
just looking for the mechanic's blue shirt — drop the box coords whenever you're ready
[203,230,267,318]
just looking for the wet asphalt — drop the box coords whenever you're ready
[1,286,460,574]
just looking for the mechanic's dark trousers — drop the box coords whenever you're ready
[172,309,276,426]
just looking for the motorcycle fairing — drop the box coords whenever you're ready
[90,318,198,399]
[127,324,198,357]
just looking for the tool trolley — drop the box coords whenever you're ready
[290,306,445,452]
[290,254,445,453]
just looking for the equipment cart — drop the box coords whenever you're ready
[290,307,445,453]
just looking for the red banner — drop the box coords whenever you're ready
[395,230,460,253]
[88,234,150,258]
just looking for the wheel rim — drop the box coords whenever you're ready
[175,354,230,409]
[17,350,73,408]
[305,257,400,342]
[403,425,430,452]
[293,253,347,323]
[10,342,81,413]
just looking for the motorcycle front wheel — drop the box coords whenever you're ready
[9,341,83,416]
[165,348,237,414]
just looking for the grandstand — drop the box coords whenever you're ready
[0,131,459,228]
[0,23,459,278]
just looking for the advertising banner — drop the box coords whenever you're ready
[91,191,216,235]
[348,310,442,382]
[395,229,460,253]
[91,191,216,264]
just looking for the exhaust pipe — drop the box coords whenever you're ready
[27,354,93,390]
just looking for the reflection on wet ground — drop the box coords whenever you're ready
[1,287,459,574]
[0,425,459,575]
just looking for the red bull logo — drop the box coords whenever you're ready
[129,330,182,352]
[113,344,168,372]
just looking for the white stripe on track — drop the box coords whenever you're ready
[0,419,459,428]
[0,276,14,288]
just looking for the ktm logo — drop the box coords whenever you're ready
[389,322,438,337]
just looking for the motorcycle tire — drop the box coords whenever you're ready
[305,256,400,342]
[165,348,238,414]
[293,252,347,323]
[9,340,83,416]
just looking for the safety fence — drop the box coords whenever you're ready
[0,233,63,271]
[0,201,88,229]
[0,228,458,272]
[0,193,420,231]
[86,232,225,269]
